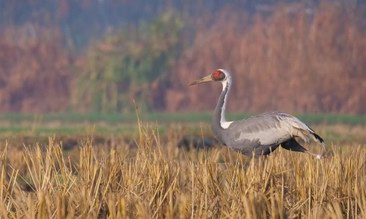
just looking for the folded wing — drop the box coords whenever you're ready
[224,112,324,156]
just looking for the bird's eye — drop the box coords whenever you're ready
[212,70,225,81]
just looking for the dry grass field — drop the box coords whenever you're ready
[0,121,365,218]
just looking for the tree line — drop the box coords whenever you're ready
[0,2,365,114]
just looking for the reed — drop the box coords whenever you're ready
[0,122,365,218]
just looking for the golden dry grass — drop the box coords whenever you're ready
[0,123,365,218]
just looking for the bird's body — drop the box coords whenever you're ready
[190,69,325,157]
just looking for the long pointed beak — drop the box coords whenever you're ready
[189,75,213,86]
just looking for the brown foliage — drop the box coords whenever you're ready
[165,4,366,114]
[0,4,365,114]
[0,25,71,113]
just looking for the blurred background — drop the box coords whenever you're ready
[0,0,365,116]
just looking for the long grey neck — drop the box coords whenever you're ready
[212,79,232,141]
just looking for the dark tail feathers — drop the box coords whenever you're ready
[312,133,324,144]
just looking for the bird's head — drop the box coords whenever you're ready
[189,69,230,86]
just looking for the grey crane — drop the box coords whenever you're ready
[190,69,325,158]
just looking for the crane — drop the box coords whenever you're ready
[190,69,325,158]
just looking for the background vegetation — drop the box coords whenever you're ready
[0,0,365,114]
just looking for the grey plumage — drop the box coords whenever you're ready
[217,112,324,156]
[190,69,325,158]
